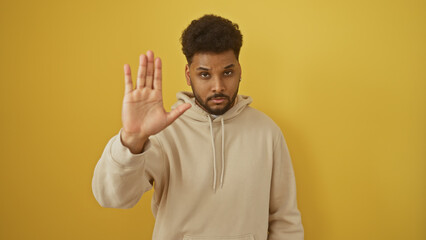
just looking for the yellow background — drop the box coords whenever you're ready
[1,0,425,239]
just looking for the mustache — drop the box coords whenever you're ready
[207,93,229,101]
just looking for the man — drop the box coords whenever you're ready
[92,14,304,240]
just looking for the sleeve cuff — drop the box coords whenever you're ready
[108,128,152,168]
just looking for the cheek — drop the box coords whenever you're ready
[227,80,240,90]
[192,83,209,97]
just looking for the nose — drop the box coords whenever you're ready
[212,75,225,93]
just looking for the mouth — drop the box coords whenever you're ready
[210,97,226,104]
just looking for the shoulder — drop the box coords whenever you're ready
[237,106,284,141]
[241,106,281,130]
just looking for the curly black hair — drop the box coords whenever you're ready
[180,14,243,65]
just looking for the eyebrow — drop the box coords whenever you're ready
[224,64,234,69]
[196,64,235,71]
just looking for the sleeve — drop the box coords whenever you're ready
[268,132,304,240]
[91,128,165,209]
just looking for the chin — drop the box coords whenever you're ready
[209,106,230,115]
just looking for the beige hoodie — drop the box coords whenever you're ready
[92,91,304,240]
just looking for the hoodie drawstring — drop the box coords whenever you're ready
[220,118,225,188]
[208,115,217,191]
[207,116,225,191]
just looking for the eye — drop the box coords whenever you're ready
[200,72,210,78]
[224,70,233,76]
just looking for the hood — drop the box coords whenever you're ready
[171,91,253,192]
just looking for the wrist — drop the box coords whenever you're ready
[120,129,149,154]
[121,129,149,141]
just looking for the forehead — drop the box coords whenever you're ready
[191,50,238,70]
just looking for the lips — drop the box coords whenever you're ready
[211,97,226,104]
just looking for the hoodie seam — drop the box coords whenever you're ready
[273,133,280,152]
[272,132,285,186]
[150,135,167,207]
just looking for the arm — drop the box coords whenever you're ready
[91,129,163,209]
[92,50,190,208]
[268,132,304,240]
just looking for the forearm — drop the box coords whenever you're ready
[92,133,151,208]
[268,132,304,239]
[268,208,304,240]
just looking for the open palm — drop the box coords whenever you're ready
[122,50,191,140]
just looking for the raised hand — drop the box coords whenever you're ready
[121,50,191,153]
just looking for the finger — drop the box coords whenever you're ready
[123,64,133,94]
[153,57,162,91]
[136,54,147,89]
[145,50,154,89]
[166,103,192,126]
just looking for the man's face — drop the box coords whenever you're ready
[185,50,242,115]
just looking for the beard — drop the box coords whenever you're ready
[191,85,239,115]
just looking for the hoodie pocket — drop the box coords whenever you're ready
[183,233,255,240]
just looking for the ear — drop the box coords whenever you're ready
[185,64,191,86]
[238,62,242,81]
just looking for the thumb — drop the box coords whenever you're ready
[166,103,192,126]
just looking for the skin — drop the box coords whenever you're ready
[120,49,241,154]
[185,50,242,115]
[120,50,192,153]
